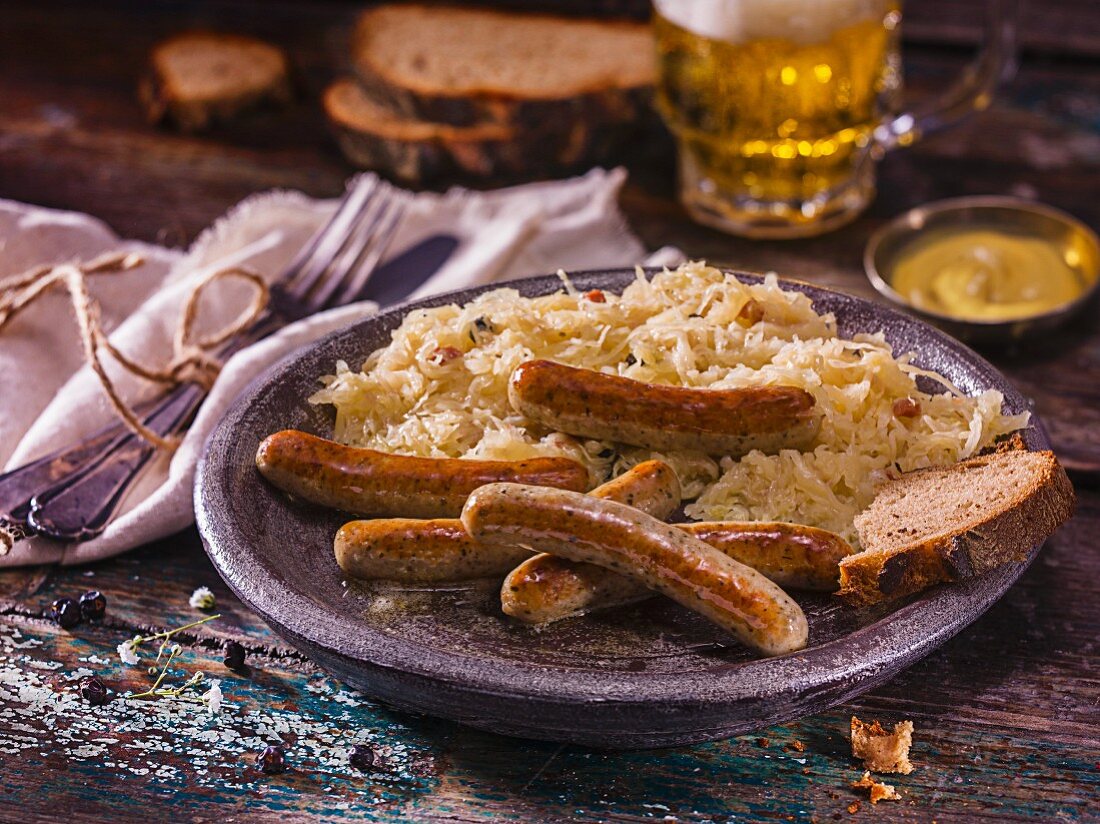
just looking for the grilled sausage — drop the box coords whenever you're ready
[508,359,819,456]
[583,459,681,519]
[463,484,808,656]
[335,460,681,582]
[502,554,645,624]
[335,519,501,582]
[256,429,589,519]
[502,522,852,624]
[680,522,852,590]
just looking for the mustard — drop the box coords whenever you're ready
[891,228,1085,321]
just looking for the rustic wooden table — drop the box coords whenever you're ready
[1,2,1097,821]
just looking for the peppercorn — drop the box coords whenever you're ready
[223,640,246,671]
[51,597,82,630]
[79,590,107,621]
[259,744,287,774]
[79,675,110,706]
[349,743,381,771]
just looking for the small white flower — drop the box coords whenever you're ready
[189,586,216,610]
[117,636,141,666]
[202,679,223,714]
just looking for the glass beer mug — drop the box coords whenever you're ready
[653,0,1018,238]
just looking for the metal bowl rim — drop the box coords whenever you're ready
[863,195,1100,328]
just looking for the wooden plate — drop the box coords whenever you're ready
[195,269,1048,748]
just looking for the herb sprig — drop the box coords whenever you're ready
[117,613,225,713]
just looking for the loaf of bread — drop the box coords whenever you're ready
[838,449,1075,605]
[329,5,657,182]
[140,31,292,131]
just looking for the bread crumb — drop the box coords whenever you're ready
[847,801,861,814]
[850,716,914,774]
[790,739,806,752]
[756,737,770,748]
[852,771,901,804]
[993,431,1028,453]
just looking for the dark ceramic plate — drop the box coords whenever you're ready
[195,269,1047,749]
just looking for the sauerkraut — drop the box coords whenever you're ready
[311,262,1028,545]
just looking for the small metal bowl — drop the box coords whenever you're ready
[865,196,1100,346]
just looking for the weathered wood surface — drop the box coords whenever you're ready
[2,507,1097,822]
[1,0,1098,821]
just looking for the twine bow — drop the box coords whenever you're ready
[0,250,269,451]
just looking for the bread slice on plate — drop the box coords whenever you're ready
[838,449,1075,605]
[140,31,292,131]
[350,4,655,127]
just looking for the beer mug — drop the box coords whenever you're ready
[653,0,1018,238]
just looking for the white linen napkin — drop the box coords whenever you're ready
[0,168,683,567]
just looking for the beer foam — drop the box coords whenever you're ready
[654,0,890,45]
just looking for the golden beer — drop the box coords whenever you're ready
[654,0,903,237]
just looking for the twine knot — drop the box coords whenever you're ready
[0,251,269,451]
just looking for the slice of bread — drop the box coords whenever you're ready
[324,78,642,184]
[350,5,654,127]
[325,79,527,184]
[838,449,1075,605]
[140,32,292,131]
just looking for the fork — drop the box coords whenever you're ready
[3,174,408,542]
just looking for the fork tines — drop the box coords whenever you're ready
[283,174,410,313]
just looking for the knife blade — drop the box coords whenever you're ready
[359,233,460,307]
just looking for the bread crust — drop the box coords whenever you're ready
[352,62,653,174]
[324,79,647,184]
[354,49,653,126]
[838,450,1076,605]
[325,80,532,183]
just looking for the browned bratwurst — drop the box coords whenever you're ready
[256,429,588,518]
[463,483,809,656]
[507,359,819,456]
[680,522,852,589]
[335,460,681,582]
[502,521,852,624]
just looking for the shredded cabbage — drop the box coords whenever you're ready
[311,262,1028,545]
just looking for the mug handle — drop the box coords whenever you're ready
[874,0,1019,150]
